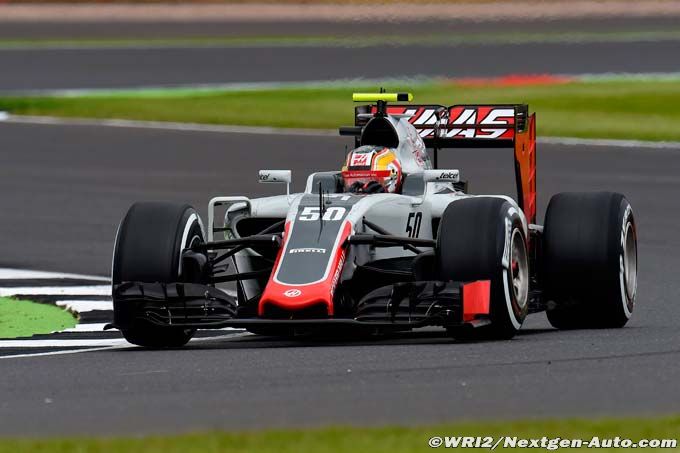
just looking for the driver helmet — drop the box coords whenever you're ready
[342,145,403,194]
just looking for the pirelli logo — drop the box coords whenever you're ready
[289,248,327,254]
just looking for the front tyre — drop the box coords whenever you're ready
[112,202,205,348]
[120,325,194,349]
[543,192,637,329]
[437,197,529,340]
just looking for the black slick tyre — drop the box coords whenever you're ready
[112,202,205,348]
[437,197,529,340]
[543,192,637,329]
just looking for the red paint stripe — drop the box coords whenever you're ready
[259,221,352,317]
[448,74,576,87]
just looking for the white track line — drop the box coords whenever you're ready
[3,115,338,137]
[57,324,241,333]
[2,3,680,23]
[0,332,252,359]
[0,338,128,348]
[3,72,680,98]
[56,300,112,312]
[60,323,108,332]
[0,77,432,97]
[4,114,680,150]
[539,136,680,150]
[0,285,111,297]
[0,268,109,281]
[0,344,133,359]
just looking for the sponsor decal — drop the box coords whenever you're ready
[330,251,346,294]
[437,171,458,180]
[620,205,632,252]
[284,289,302,298]
[502,216,512,269]
[412,108,438,126]
[350,152,370,166]
[445,107,515,139]
[342,170,391,179]
[619,204,636,306]
[405,125,428,167]
[289,248,326,254]
[258,170,291,184]
[379,106,515,140]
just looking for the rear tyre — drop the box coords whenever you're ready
[112,202,205,348]
[437,197,529,340]
[543,192,637,329]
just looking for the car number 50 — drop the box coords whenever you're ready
[406,212,422,238]
[299,206,346,221]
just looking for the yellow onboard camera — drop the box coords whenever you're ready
[352,92,413,103]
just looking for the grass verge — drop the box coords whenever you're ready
[2,30,680,49]
[0,297,76,338]
[2,79,680,141]
[0,416,678,452]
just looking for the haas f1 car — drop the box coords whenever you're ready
[109,92,638,347]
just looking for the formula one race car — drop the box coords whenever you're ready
[109,92,638,347]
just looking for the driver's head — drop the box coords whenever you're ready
[342,145,403,194]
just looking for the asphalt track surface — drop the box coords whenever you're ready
[3,17,679,39]
[2,39,680,92]
[1,121,679,436]
[0,17,678,92]
[1,16,679,437]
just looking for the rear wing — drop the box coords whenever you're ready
[352,104,537,224]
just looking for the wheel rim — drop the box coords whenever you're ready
[623,221,637,301]
[510,228,529,308]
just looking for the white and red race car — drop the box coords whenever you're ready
[109,92,638,347]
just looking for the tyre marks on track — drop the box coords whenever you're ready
[0,268,245,358]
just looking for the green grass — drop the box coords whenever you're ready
[0,297,76,338]
[3,79,680,141]
[2,30,680,49]
[0,416,678,452]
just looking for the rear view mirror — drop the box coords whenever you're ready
[258,170,292,197]
[258,170,291,184]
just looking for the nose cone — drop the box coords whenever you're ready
[259,220,352,318]
[259,286,334,318]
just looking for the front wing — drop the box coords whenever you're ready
[109,279,492,333]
